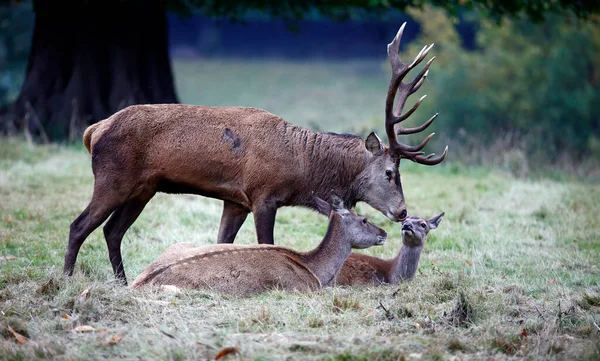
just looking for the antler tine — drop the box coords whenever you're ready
[412,146,449,166]
[397,132,436,153]
[387,22,406,72]
[383,23,447,165]
[410,69,428,95]
[398,113,438,135]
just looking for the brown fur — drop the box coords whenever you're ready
[131,194,387,297]
[130,243,321,297]
[82,122,100,153]
[65,104,406,283]
[334,213,444,286]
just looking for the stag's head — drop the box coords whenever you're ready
[358,22,448,223]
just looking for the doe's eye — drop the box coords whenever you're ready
[420,223,426,228]
[385,170,393,179]
[362,218,368,224]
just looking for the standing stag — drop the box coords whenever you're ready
[334,212,444,286]
[64,22,447,283]
[130,193,387,297]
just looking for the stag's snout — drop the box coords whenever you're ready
[386,205,407,223]
[376,235,387,245]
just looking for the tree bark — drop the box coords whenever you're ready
[4,0,178,141]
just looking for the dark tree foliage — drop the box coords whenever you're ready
[1,0,599,141]
[168,0,600,23]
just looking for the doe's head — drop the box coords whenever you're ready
[401,212,444,247]
[314,191,387,249]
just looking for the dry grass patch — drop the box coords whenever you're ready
[1,137,599,360]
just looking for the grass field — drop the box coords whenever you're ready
[1,58,600,360]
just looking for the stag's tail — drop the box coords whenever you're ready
[82,123,100,154]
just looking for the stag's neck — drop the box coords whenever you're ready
[301,219,352,287]
[389,245,423,283]
[291,130,366,204]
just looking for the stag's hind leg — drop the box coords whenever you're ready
[103,189,155,283]
[64,187,126,277]
[217,200,250,244]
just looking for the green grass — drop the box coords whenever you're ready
[0,136,598,360]
[1,58,599,360]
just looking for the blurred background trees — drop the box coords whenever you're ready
[0,0,599,174]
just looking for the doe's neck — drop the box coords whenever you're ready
[302,217,352,287]
[390,244,424,284]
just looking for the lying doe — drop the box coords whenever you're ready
[130,193,387,297]
[64,22,447,283]
[334,213,444,286]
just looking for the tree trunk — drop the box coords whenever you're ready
[5,0,178,141]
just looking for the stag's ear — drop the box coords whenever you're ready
[313,192,332,215]
[428,212,445,230]
[365,132,383,155]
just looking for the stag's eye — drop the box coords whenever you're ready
[362,218,368,225]
[420,223,426,228]
[385,170,393,180]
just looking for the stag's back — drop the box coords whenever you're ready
[84,104,367,205]
[130,242,321,297]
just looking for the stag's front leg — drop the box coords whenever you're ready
[217,200,250,244]
[253,200,277,245]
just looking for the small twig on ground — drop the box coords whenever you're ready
[534,305,546,321]
[592,320,600,332]
[377,301,394,320]
[159,328,176,339]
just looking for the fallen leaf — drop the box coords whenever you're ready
[464,259,473,267]
[414,323,423,330]
[214,346,239,360]
[4,216,12,223]
[431,260,438,265]
[408,353,422,359]
[107,335,124,346]
[547,279,557,285]
[73,325,95,333]
[0,255,17,261]
[7,325,28,344]
[62,313,72,320]
[78,288,90,303]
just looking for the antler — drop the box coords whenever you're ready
[385,23,448,166]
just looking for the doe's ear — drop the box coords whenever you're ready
[313,192,332,215]
[330,191,344,211]
[365,132,383,155]
[428,212,445,230]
